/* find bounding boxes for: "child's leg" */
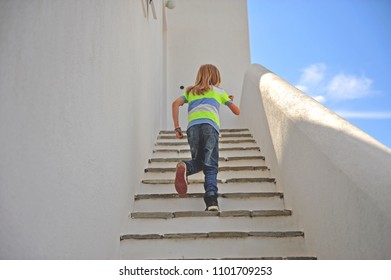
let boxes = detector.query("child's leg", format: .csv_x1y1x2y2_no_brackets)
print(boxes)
184,125,203,176
175,125,203,196
200,124,219,210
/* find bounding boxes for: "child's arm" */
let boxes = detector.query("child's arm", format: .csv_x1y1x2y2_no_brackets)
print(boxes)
228,95,240,115
172,97,186,138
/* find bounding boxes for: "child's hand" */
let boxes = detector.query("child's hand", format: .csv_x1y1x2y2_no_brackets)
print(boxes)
175,131,183,139
229,95,234,101
175,127,184,139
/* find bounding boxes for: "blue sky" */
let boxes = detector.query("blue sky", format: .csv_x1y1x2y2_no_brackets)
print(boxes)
247,0,391,148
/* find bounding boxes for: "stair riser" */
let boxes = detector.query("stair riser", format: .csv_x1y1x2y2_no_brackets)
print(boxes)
142,170,271,180
125,216,296,234
153,147,261,152
158,134,253,140
144,166,268,173
133,197,284,212
120,237,308,259
159,129,250,135
135,182,277,195
155,142,260,149
147,159,266,168
151,150,263,158
156,137,255,143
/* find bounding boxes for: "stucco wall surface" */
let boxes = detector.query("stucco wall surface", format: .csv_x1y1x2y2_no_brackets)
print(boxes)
240,64,391,259
0,0,164,259
165,0,250,130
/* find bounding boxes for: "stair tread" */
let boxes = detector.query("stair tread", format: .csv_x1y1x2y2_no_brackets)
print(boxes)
179,256,317,260
120,237,314,259
144,165,269,173
148,155,265,162
131,209,292,219
158,134,253,139
159,128,250,134
153,147,261,153
134,196,284,212
121,231,304,240
142,177,276,184
135,192,283,200
156,139,256,145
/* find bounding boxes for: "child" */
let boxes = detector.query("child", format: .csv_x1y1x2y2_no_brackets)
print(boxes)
171,64,240,211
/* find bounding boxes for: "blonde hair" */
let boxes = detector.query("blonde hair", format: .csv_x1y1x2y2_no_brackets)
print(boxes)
186,64,221,95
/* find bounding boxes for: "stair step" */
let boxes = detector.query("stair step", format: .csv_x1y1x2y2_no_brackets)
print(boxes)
121,231,304,240
151,150,262,158
134,192,283,200
143,170,271,181
156,139,256,146
133,195,284,212
158,134,253,140
144,166,269,173
154,144,260,152
126,211,296,235
120,234,309,259
141,177,276,184
153,147,261,153
131,209,292,219
220,256,317,260
148,155,264,163
159,128,250,134
136,182,277,194
148,159,266,169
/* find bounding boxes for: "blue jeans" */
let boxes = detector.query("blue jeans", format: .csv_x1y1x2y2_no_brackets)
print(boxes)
184,124,219,198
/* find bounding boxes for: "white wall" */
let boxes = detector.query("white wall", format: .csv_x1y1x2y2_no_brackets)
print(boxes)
241,64,391,259
165,0,250,130
0,0,164,259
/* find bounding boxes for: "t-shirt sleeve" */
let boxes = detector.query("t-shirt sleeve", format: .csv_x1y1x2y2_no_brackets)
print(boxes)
181,92,188,103
221,91,233,106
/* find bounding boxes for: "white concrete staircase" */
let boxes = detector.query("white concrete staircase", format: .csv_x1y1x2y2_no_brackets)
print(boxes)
120,129,316,259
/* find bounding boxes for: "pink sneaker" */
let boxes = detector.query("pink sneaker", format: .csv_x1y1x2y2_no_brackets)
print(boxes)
175,162,188,196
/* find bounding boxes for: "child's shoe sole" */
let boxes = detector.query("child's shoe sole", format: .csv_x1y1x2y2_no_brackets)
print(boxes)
204,195,219,211
205,205,219,211
175,162,188,196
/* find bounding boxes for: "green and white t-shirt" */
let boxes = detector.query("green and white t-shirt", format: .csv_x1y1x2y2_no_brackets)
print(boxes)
181,86,232,132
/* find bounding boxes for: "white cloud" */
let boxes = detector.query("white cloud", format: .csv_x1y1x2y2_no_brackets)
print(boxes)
327,74,373,100
336,111,391,119
295,63,375,102
298,63,327,85
295,63,328,102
